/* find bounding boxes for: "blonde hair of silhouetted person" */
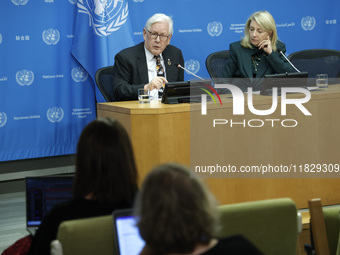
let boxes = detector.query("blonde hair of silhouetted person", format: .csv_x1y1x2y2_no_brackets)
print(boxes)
241,10,278,52
134,163,219,254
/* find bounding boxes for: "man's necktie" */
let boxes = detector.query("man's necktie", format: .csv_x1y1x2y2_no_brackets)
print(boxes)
154,55,164,77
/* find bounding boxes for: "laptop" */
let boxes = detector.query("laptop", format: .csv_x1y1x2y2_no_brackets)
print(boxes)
25,175,74,235
260,71,309,95
112,209,145,255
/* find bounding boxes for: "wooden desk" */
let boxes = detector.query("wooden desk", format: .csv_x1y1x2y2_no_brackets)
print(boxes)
97,101,191,180
97,85,340,209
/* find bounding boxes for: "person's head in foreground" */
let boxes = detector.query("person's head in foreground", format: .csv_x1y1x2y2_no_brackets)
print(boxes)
73,117,138,204
134,163,263,255
135,162,218,254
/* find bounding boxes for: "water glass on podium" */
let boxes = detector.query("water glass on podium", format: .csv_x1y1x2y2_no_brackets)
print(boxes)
316,74,328,88
138,88,150,103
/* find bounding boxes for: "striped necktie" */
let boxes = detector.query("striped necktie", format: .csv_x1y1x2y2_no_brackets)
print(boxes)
154,55,164,77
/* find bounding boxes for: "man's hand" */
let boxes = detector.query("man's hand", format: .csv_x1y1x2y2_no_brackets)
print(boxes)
144,76,168,91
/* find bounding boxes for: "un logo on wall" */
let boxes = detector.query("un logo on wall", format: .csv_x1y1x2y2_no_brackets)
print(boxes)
16,70,34,86
185,59,200,75
71,66,89,83
301,16,316,31
207,21,223,37
42,29,60,45
11,0,29,5
68,0,77,4
47,107,64,123
78,0,129,36
325,56,339,65
0,112,7,128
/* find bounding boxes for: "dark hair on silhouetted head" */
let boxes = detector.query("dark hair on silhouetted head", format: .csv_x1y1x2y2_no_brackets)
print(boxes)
73,118,138,204
135,163,218,254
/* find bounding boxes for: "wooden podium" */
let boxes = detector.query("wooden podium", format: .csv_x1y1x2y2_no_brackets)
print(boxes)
97,85,340,209
97,101,191,178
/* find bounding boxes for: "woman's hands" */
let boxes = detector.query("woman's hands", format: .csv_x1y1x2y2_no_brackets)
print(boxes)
258,36,273,55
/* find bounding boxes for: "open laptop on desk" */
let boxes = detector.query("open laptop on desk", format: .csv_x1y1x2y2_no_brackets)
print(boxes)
260,72,309,95
112,209,145,255
26,175,74,235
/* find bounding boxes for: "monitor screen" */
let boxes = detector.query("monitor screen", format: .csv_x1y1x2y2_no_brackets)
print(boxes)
264,71,308,79
26,176,73,227
261,72,309,95
161,80,212,104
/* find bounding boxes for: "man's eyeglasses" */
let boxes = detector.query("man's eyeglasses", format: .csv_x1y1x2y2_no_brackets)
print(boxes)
147,30,170,41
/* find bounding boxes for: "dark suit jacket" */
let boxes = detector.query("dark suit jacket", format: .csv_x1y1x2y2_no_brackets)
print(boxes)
112,42,184,101
221,40,296,91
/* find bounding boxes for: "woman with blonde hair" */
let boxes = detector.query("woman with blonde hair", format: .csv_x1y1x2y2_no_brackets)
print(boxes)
222,10,296,91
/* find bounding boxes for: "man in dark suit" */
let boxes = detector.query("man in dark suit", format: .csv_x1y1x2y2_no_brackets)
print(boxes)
112,13,184,101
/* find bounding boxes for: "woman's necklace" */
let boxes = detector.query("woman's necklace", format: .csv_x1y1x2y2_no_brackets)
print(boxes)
251,55,261,73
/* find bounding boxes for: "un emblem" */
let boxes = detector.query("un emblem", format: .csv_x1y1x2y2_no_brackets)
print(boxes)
0,33,2,44
325,56,338,65
16,70,34,86
78,0,129,36
207,21,223,37
71,66,89,83
11,0,29,5
301,16,316,31
47,107,64,123
42,29,60,45
68,0,77,4
0,112,7,128
185,59,200,75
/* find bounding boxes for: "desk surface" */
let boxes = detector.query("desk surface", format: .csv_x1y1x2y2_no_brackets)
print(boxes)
97,84,340,113
97,84,340,209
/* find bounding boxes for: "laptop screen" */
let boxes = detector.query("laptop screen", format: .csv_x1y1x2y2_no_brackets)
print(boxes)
113,209,145,255
26,176,74,231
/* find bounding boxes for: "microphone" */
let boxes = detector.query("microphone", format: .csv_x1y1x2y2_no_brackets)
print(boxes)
279,50,301,73
177,64,222,106
176,64,205,80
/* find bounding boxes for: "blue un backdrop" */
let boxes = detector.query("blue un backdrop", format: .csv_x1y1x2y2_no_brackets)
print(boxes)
0,0,339,161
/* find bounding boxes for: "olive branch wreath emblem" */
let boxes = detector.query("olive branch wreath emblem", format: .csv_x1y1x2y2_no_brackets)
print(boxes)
77,0,129,36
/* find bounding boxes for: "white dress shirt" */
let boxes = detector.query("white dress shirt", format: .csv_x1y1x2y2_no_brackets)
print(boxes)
144,46,166,100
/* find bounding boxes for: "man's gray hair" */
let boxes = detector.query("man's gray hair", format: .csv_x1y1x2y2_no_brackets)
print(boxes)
145,13,174,35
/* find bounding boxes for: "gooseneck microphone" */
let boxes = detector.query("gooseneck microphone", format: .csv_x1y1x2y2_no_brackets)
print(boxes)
279,50,301,73
177,64,205,80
